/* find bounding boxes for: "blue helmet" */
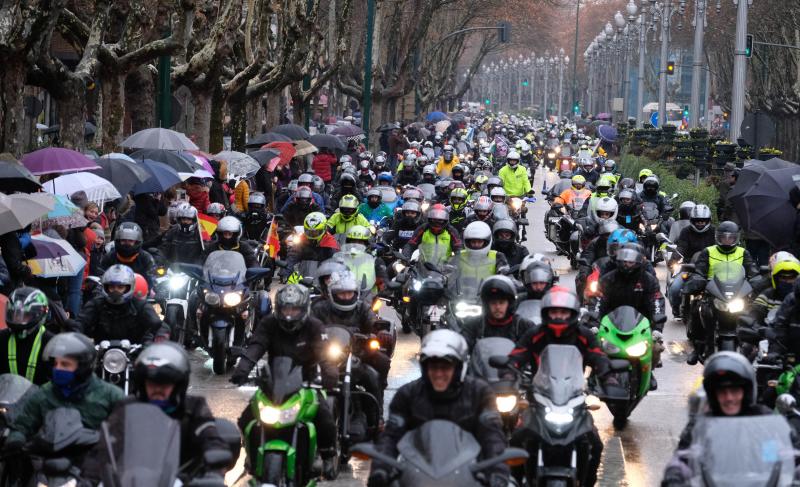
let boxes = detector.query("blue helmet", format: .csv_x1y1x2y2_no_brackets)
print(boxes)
377,171,393,185
606,228,638,259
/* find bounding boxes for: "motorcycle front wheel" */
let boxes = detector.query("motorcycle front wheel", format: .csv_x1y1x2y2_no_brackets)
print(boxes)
165,304,185,347
211,327,228,375
262,452,288,486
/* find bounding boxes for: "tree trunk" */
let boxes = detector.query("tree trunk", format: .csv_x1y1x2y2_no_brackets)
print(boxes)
209,83,224,153
228,88,247,152
126,67,155,133
192,90,212,152
247,97,262,136
57,79,87,151
774,114,800,162
0,58,28,156
264,91,281,129
100,73,126,153
291,83,305,128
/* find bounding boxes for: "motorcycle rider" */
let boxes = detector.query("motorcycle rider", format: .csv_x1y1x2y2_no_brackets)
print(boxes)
203,216,258,268
575,156,599,187
576,220,620,300
241,192,271,240
421,164,437,184
435,144,459,178
390,200,423,250
447,187,471,233
546,169,574,201
396,156,421,186
464,195,496,229
341,225,389,293
554,175,592,212
521,259,557,300
638,176,670,218
460,275,535,351
358,188,393,223
492,219,529,270
327,194,371,236
448,221,509,293
98,222,156,286
330,172,362,210
205,202,226,220
498,150,532,198
615,188,642,231
77,265,165,345
668,204,715,318
282,212,340,281
451,163,467,183
368,329,509,487
282,186,323,228
635,168,654,193
668,201,696,243
0,287,56,385
402,204,463,266
744,252,800,330
159,204,204,265
230,284,339,479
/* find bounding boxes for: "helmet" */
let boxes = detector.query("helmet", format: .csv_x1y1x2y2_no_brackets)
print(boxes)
423,164,436,177
770,252,800,288
604,159,616,172
638,168,653,181
427,204,449,233
642,176,659,196
474,196,493,220
176,205,198,233
312,176,325,194
345,225,371,245
619,177,635,190
451,164,465,179
114,222,143,258
359,160,370,172
327,270,360,312
479,275,518,316
133,273,148,300
597,219,620,238
487,176,503,191
715,221,740,252
102,264,136,305
206,202,226,220
523,261,555,299
168,201,190,224
401,200,421,221
607,228,638,259
489,186,506,204
559,169,573,179
402,188,423,202
403,154,418,169
43,332,97,386
303,212,327,241
295,186,314,207
678,201,696,220
616,243,644,275
315,259,349,297
377,172,393,185
419,329,469,390
248,192,267,209
571,175,586,189
339,154,352,165
540,287,581,337
492,219,517,244
463,221,492,258
216,216,242,247
596,174,615,194
338,194,359,219
5,287,48,338
366,188,382,208
617,188,635,205
340,172,357,188
593,197,618,222
274,284,311,333
690,204,712,233
298,173,315,188
702,351,756,415
359,151,373,162
449,187,468,210
133,342,191,411
507,150,520,164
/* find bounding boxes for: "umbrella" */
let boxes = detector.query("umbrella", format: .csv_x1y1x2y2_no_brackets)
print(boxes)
293,140,318,157
216,151,260,179
26,234,86,278
20,148,100,176
40,122,97,137
121,128,199,151
34,195,88,230
308,134,346,151
245,132,293,148
591,120,611,127
598,125,618,143
0,193,56,234
426,111,449,123
329,125,364,137
435,120,451,133
0,158,42,193
94,158,152,195
758,157,795,170
178,169,214,181
742,167,800,248
270,124,310,140
263,142,297,168
376,122,400,133
43,172,121,203
129,149,198,173
729,163,769,223
100,152,135,163
250,149,283,168
132,160,183,194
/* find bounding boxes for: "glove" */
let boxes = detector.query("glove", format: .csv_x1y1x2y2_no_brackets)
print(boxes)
367,469,389,487
2,434,24,455
229,368,250,386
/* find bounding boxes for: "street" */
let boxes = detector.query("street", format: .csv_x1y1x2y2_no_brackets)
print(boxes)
187,168,701,487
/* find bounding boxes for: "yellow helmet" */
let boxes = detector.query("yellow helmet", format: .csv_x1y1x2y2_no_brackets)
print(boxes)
303,212,327,241
571,175,586,188
638,168,654,180
770,252,800,287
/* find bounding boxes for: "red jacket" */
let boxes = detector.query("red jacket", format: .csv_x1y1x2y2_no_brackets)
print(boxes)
311,153,337,182
187,185,210,213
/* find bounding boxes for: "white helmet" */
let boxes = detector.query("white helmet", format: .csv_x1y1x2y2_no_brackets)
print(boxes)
419,329,469,381
593,197,619,222
423,164,436,176
463,221,492,258
507,150,520,162
489,186,507,203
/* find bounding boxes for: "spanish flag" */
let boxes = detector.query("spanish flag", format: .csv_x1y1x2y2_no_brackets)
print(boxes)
265,219,281,258
198,213,218,241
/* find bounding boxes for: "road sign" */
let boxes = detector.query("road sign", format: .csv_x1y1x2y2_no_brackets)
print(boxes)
740,111,775,148
650,111,659,127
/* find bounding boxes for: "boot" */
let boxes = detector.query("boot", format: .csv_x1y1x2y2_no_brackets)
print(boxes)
686,342,704,365
649,374,658,391
319,448,337,480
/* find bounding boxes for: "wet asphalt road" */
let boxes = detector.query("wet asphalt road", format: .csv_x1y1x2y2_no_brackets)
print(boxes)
188,167,701,486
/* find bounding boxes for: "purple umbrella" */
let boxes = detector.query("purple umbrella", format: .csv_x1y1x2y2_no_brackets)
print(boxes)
329,125,365,137
598,125,618,143
21,148,100,176
30,236,71,259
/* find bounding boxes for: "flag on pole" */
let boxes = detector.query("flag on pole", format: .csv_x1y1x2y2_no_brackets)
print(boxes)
265,219,281,258
198,213,218,241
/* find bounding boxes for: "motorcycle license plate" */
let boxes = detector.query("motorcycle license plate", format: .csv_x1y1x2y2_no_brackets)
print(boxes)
427,306,444,323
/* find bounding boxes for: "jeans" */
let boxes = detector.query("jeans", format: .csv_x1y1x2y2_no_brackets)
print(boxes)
65,274,83,318
668,274,684,314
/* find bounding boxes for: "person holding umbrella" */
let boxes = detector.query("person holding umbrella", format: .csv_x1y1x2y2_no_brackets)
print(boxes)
311,148,337,187
0,226,36,291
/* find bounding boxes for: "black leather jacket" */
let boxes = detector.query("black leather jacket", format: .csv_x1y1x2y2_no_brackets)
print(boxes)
461,315,535,351
77,295,165,345
159,225,204,265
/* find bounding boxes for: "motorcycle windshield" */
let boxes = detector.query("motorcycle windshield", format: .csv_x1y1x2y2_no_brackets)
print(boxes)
204,250,246,286
396,420,481,479
469,337,515,381
493,204,510,221
325,326,352,347
0,374,37,410
711,261,746,294
516,300,542,325
532,345,585,406
641,202,659,220
104,403,181,487
334,247,375,291
378,186,398,203
266,356,304,404
35,407,99,451
605,306,646,333
690,415,795,487
418,183,436,201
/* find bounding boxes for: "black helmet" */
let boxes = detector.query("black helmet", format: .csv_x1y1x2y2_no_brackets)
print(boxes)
715,221,740,252
642,176,659,196
479,275,518,317
616,243,644,275
678,201,696,220
6,287,49,338
618,177,635,190
492,219,517,246
541,288,580,337
43,332,97,384
702,351,755,415
274,285,310,333
134,342,191,412
114,222,143,258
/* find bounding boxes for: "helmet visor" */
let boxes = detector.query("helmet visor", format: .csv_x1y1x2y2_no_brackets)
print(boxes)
717,232,738,246
305,227,325,240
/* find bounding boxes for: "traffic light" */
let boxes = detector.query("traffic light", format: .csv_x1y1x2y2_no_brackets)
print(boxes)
683,105,689,118
498,22,511,43
745,34,753,58
485,98,491,105
573,101,580,114
522,79,529,87
666,61,675,75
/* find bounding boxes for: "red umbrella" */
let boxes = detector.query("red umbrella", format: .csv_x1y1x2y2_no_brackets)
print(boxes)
263,142,297,170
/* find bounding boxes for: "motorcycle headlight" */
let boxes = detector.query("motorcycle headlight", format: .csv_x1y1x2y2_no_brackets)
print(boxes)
155,267,166,277
223,292,242,307
544,409,574,425
103,349,128,374
588,280,598,294
650,223,658,230
205,291,221,306
393,261,406,273
727,298,745,313
510,198,522,210
421,202,430,213
454,301,483,318
169,274,189,290
547,152,556,158
259,403,301,425
626,341,648,358
496,395,518,413
328,342,344,360
413,279,422,291
639,223,645,231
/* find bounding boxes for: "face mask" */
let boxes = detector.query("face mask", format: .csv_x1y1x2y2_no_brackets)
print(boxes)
368,200,380,209
777,281,794,299
52,368,78,398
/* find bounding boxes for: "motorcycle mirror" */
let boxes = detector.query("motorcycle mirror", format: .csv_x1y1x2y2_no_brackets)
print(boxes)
655,232,668,243
488,355,510,368
776,394,797,416
301,277,315,287
759,265,770,274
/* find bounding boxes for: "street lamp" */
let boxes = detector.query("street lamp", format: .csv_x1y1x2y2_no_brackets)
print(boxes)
557,48,568,121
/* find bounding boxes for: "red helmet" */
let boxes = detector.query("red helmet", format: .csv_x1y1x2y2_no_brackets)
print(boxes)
133,273,149,300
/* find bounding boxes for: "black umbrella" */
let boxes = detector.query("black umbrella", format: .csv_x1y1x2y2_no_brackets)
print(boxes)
249,149,283,167
270,124,310,140
376,122,400,133
329,125,364,137
41,122,97,137
0,159,42,193
742,167,800,249
729,163,770,222
94,158,152,195
308,134,346,151
129,149,197,173
760,157,795,170
245,132,292,148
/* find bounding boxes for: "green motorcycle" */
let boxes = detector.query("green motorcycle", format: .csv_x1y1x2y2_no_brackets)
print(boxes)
594,306,654,427
242,356,332,486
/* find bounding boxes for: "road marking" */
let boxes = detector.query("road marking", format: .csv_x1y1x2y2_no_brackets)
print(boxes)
599,436,627,486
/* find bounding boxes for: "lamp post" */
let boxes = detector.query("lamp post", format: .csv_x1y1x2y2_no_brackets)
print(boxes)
603,22,614,115
689,0,707,128
558,49,568,121
636,12,648,126
730,0,750,142
648,0,684,128
529,53,536,109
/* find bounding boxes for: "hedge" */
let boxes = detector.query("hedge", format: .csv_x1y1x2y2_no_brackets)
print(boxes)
617,153,720,218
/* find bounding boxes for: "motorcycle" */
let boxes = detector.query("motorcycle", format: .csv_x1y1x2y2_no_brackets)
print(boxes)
28,408,98,487
351,420,528,487
153,267,195,346
638,202,662,263
96,339,141,395
593,306,655,427
491,345,599,486
693,260,752,354
242,356,336,485
516,298,542,326
469,338,524,437
334,243,378,299
0,375,39,484
507,196,533,242
180,250,271,374
396,260,452,337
